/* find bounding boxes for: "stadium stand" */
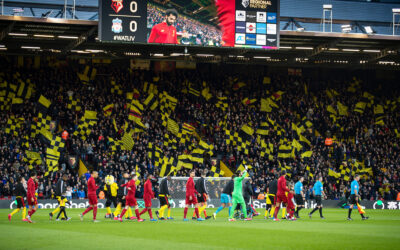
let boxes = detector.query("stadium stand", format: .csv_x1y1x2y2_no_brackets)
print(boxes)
0,58,398,202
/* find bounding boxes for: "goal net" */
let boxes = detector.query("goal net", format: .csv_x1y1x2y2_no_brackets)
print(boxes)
159,177,250,209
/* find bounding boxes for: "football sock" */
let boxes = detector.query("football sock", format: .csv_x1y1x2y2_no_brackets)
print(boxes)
93,206,97,220
159,205,167,217
82,207,93,216
319,207,323,217
195,208,200,218
114,204,121,216
120,209,127,218
348,208,352,218
29,209,36,217
251,205,257,213
241,202,247,218
10,208,20,216
167,208,171,217
273,207,280,219
51,207,60,215
215,206,224,214
22,207,26,219
202,205,207,217
228,206,231,216
310,207,318,215
148,208,153,219
282,207,286,218
183,207,188,219
106,207,112,214
140,208,148,216
270,207,275,218
135,209,141,219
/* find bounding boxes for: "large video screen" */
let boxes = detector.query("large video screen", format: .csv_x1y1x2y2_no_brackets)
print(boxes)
99,0,279,49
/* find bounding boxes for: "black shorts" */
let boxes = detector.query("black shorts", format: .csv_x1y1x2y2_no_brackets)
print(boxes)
159,196,170,207
315,195,322,206
198,193,207,203
105,197,118,208
348,194,357,205
295,194,304,205
16,197,25,209
117,196,126,206
266,194,276,205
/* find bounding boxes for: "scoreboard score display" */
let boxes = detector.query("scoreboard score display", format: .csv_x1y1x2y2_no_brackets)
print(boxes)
99,0,147,42
99,0,279,49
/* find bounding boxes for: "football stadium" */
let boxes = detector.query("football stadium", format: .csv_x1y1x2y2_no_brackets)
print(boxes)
0,0,400,249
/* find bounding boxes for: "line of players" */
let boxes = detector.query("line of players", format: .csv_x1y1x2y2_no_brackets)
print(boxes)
8,168,369,223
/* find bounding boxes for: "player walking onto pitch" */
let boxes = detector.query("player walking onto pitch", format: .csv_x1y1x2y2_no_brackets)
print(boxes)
139,174,157,221
347,175,369,221
213,175,234,219
265,177,277,219
192,170,211,220
50,174,68,220
25,171,38,223
113,173,134,220
229,167,252,221
80,171,100,222
183,170,204,221
156,176,173,220
8,176,28,222
55,193,71,221
104,175,118,219
294,176,305,218
272,170,289,221
117,174,144,222
309,176,326,219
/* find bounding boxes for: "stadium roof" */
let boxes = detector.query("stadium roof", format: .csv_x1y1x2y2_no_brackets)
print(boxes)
0,16,399,68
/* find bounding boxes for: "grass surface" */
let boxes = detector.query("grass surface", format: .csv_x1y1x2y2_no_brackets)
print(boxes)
0,208,399,249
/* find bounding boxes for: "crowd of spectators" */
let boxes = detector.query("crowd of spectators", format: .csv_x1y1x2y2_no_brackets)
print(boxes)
0,58,399,203
147,4,222,46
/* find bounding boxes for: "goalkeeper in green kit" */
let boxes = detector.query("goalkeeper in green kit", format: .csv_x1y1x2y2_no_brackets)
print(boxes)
229,167,253,221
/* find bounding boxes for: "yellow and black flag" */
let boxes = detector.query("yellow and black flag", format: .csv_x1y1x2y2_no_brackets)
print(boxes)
103,104,114,117
37,95,51,114
67,96,82,112
143,93,158,110
210,166,224,177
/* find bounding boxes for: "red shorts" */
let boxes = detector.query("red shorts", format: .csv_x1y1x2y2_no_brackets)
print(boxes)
276,194,288,204
27,196,37,206
126,196,137,207
144,197,152,207
185,195,198,205
287,201,295,210
88,194,98,206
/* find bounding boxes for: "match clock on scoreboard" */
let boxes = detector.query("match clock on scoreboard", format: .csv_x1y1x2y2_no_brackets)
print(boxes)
99,0,147,42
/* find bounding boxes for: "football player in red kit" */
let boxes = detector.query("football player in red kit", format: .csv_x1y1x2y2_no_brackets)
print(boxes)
273,170,290,221
148,9,179,44
118,174,144,222
25,171,38,223
287,183,296,221
183,170,204,221
80,171,100,222
139,174,157,221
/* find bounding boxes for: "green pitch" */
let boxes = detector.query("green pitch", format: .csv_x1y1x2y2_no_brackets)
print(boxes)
0,208,399,249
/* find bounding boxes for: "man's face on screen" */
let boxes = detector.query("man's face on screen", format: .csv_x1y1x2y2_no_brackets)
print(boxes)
166,14,177,26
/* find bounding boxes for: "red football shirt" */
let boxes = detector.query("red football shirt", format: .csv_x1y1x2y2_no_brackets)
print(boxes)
87,176,98,196
27,177,36,198
277,176,289,196
186,177,197,197
143,179,154,199
122,180,136,198
148,22,178,44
